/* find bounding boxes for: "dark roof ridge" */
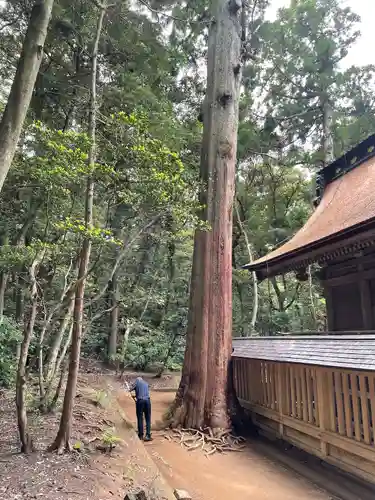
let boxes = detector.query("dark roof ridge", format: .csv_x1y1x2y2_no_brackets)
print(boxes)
316,133,375,202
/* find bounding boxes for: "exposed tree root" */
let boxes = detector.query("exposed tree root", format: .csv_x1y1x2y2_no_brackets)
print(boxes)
161,427,246,457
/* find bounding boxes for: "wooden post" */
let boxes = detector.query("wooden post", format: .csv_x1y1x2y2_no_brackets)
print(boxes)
324,285,334,331
360,279,372,329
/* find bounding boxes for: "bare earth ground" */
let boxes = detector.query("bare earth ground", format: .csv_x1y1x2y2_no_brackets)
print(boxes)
119,376,333,500
0,364,336,500
0,361,175,500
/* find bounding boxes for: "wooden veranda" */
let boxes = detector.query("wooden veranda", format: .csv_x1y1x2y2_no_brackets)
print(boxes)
233,134,375,484
232,335,375,484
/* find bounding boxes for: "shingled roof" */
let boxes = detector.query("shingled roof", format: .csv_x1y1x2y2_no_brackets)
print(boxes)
244,134,375,279
232,336,375,371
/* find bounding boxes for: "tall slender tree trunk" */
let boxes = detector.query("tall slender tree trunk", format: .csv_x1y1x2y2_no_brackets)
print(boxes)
234,200,258,332
49,355,69,412
108,271,119,361
0,271,8,320
0,0,55,192
171,0,243,431
44,297,74,383
16,249,45,452
49,3,106,453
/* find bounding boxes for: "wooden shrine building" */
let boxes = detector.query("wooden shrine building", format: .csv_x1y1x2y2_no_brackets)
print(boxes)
232,134,375,484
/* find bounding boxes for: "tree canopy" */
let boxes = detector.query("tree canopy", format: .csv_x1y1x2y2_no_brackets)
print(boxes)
0,0,374,446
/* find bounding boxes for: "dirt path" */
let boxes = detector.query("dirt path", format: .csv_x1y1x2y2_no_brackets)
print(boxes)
119,389,332,500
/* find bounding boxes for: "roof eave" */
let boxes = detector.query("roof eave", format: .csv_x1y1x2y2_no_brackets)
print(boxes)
243,218,375,280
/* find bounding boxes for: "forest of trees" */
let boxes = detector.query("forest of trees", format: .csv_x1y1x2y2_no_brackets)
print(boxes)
1,0,375,445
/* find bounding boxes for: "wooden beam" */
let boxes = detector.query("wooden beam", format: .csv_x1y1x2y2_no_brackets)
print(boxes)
323,267,375,288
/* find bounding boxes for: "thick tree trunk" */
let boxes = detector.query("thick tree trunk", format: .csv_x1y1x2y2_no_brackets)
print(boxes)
0,0,55,192
49,3,106,453
171,0,243,431
16,249,45,452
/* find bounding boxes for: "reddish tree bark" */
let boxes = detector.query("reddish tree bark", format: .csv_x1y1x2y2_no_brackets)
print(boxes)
171,0,243,431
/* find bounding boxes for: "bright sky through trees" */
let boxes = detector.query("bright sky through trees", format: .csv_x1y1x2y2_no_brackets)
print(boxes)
268,0,375,68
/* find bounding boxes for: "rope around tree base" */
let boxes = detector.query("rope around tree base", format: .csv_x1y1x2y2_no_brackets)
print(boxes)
161,427,246,456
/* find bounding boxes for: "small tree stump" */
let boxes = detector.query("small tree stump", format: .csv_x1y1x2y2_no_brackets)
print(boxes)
174,489,192,500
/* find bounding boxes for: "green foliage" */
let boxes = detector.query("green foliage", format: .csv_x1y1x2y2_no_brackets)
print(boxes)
91,389,109,408
101,428,121,450
0,0,373,395
0,317,22,388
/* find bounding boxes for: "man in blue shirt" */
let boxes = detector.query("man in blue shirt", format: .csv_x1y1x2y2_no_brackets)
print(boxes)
129,377,152,441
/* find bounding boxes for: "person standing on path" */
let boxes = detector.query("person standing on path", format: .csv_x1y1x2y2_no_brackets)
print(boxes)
128,376,152,441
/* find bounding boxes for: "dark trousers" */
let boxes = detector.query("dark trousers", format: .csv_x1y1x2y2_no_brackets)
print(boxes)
136,398,151,438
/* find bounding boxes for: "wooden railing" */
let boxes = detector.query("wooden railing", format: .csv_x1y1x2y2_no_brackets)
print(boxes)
233,358,375,484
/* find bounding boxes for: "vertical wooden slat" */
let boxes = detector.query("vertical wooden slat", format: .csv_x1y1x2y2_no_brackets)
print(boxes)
240,359,245,400
276,363,284,436
316,368,329,455
244,360,250,402
368,374,375,445
268,363,273,409
252,360,257,404
244,359,250,402
350,373,362,442
242,359,247,401
301,366,308,422
237,359,242,400
359,374,371,445
287,364,293,417
334,371,345,435
248,360,254,403
249,360,254,402
290,365,296,418
241,359,246,401
342,372,353,439
327,370,336,432
256,360,262,405
313,368,319,425
269,362,274,408
306,367,314,424
233,359,237,394
261,362,267,406
265,362,270,408
295,366,302,419
275,363,280,412
270,363,276,410
283,364,290,416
